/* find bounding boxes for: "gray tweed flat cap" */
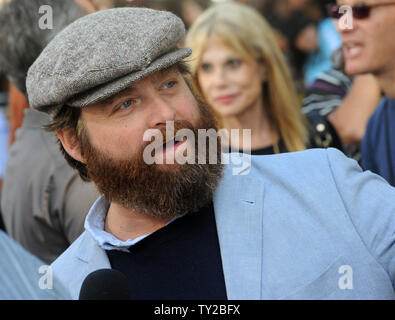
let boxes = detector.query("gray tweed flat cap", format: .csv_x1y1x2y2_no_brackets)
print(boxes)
26,7,191,113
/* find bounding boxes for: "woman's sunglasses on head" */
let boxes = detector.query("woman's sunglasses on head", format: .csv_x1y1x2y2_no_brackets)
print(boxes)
327,2,395,20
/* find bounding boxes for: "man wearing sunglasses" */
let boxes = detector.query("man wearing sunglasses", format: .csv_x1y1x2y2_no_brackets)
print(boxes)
332,1,395,186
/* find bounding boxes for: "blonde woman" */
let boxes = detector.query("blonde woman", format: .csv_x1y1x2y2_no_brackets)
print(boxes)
185,2,310,154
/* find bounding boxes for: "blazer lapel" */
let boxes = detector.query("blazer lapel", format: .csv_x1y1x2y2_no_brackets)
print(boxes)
70,232,111,299
214,163,265,300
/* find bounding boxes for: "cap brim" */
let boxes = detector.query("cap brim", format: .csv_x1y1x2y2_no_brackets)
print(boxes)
67,47,191,108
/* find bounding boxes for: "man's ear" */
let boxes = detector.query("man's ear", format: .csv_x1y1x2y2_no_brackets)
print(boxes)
56,128,85,164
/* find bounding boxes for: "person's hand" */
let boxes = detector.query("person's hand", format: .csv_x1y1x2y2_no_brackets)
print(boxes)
327,74,382,146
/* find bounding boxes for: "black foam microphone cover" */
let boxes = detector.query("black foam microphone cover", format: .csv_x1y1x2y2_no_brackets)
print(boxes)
79,269,131,300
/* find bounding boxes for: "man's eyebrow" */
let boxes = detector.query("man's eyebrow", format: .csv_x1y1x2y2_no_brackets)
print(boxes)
150,66,179,83
97,85,136,107
95,66,179,107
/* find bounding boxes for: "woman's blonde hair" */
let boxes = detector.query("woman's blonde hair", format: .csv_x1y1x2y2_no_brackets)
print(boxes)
184,1,308,152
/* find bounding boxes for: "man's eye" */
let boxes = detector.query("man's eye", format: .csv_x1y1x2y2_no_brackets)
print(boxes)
120,99,133,109
163,80,177,89
117,98,140,112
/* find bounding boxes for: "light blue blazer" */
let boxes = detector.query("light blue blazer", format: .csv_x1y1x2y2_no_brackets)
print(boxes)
51,148,395,299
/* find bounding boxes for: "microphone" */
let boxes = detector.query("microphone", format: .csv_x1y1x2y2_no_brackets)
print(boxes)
79,269,131,300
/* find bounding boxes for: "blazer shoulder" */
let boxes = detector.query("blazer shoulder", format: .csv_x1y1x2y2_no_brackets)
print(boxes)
249,148,333,173
245,148,359,192
51,231,110,299
51,231,91,271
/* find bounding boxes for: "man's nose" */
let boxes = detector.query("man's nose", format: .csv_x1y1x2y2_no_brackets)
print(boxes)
148,94,177,128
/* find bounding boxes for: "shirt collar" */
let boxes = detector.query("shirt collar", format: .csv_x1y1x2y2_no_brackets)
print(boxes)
84,195,184,252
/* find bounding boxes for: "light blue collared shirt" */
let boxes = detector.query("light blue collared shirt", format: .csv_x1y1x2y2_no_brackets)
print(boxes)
0,230,70,299
84,196,183,252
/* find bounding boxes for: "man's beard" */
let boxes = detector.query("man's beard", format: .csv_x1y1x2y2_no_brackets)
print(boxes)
81,99,224,218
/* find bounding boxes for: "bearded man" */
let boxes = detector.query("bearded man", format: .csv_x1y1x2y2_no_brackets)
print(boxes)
26,8,394,300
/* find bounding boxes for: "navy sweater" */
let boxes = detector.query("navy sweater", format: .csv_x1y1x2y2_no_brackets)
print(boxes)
106,202,227,300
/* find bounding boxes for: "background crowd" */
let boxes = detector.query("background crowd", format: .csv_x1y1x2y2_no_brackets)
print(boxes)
0,0,393,299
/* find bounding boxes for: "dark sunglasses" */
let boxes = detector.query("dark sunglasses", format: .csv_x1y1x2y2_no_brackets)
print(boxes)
327,2,395,19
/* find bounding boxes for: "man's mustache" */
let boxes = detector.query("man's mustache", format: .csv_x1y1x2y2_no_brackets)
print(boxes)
141,120,198,155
